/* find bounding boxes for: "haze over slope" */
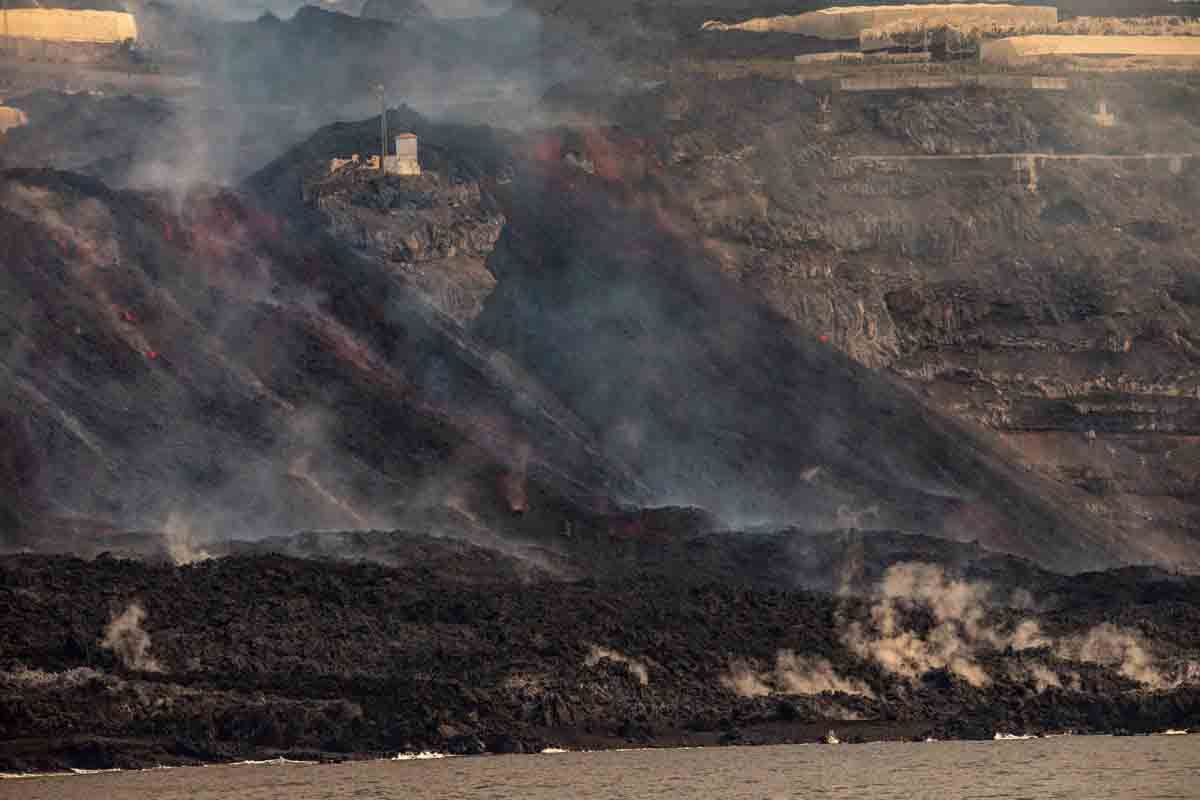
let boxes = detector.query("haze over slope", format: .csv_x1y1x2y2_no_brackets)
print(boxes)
0,167,638,551
3,0,1199,575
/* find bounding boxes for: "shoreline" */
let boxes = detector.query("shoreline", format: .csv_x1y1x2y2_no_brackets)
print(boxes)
2,724,1192,778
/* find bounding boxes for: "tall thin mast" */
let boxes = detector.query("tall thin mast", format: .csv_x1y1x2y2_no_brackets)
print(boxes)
377,84,387,171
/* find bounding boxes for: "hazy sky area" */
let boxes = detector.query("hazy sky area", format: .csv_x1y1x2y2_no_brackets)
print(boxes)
173,0,512,20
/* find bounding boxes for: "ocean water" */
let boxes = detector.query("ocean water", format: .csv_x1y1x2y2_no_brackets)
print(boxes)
3,736,1198,799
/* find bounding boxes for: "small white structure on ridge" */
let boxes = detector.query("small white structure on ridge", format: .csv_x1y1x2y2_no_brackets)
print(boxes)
384,133,421,176
329,134,420,176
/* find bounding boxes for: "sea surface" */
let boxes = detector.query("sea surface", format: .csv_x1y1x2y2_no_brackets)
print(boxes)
3,736,1199,799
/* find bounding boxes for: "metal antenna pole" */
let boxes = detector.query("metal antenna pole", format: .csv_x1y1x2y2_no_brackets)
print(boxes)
377,83,387,172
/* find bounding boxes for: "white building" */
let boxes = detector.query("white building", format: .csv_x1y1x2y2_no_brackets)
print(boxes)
384,133,421,176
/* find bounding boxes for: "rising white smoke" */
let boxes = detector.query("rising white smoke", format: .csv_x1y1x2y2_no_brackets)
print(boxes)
1057,623,1171,689
843,563,1196,692
720,651,873,698
720,661,772,697
100,603,161,672
1007,662,1065,691
164,512,212,566
585,645,649,686
774,651,874,697
843,563,1046,688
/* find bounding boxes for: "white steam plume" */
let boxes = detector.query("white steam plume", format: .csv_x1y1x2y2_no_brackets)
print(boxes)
843,563,1046,688
100,603,161,672
1058,623,1172,689
720,651,873,698
720,661,772,697
843,564,1195,692
1007,663,1065,691
164,512,212,566
585,645,649,686
774,651,874,697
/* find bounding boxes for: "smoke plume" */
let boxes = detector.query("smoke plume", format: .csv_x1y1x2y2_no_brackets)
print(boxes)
720,661,772,697
164,512,213,566
775,651,873,697
100,603,161,672
585,645,649,686
843,563,1046,688
843,563,1196,692
722,651,873,698
1058,623,1171,689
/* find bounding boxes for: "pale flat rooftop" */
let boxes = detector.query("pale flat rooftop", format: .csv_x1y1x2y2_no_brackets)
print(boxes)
983,34,1200,64
0,9,138,44
812,3,1045,15
703,4,1057,39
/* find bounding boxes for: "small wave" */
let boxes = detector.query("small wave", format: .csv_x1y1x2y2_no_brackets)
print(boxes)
539,747,569,754
392,751,454,761
1160,729,1189,736
993,733,1036,741
230,757,317,766
70,767,122,774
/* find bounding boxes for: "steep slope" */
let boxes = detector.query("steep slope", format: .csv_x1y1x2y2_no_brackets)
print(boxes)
584,75,1200,568
499,64,1200,572
0,167,638,550
471,134,1148,572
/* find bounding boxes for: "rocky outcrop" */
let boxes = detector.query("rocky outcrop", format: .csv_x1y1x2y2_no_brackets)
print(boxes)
250,110,517,324
312,171,504,323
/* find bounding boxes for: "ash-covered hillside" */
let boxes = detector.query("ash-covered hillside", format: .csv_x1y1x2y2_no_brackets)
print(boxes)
243,104,1179,573
7,74,1199,572
517,73,1200,571
0,153,1125,572
0,167,639,554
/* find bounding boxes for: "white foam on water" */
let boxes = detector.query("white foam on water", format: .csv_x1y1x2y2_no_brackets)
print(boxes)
993,733,1036,741
392,751,455,761
539,747,569,754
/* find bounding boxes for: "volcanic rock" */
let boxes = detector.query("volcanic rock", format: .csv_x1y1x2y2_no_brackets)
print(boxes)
472,137,1131,572
0,167,637,550
1,546,1197,771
